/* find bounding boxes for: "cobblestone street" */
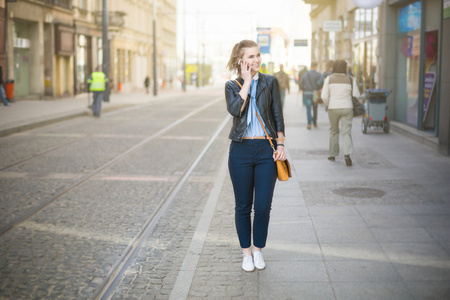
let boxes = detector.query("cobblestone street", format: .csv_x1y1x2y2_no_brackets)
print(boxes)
1,89,450,299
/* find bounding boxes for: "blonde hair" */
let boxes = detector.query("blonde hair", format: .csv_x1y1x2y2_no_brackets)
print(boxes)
226,40,258,77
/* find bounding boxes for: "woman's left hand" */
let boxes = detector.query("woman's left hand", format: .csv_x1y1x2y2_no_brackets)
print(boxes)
273,146,287,161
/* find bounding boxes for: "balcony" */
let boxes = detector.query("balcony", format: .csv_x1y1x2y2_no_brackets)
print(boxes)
38,0,72,10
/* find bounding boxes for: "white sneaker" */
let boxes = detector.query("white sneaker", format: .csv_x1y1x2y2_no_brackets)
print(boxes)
242,253,255,272
253,250,266,270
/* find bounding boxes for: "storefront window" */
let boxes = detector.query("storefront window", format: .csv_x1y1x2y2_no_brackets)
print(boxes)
370,39,377,89
396,1,421,127
353,43,364,92
77,35,87,92
422,0,441,131
351,7,379,93
355,10,361,40
124,50,129,82
98,38,103,70
365,9,372,36
372,8,378,35
13,20,31,96
312,32,319,62
114,48,119,87
328,32,335,60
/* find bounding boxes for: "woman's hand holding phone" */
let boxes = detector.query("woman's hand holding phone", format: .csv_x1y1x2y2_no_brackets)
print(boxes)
240,60,252,82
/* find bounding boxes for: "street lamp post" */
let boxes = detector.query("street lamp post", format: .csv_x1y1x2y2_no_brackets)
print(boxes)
153,0,158,96
102,0,109,101
183,0,186,91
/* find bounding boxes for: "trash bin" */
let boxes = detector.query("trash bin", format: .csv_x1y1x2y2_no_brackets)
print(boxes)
5,80,14,100
361,89,391,134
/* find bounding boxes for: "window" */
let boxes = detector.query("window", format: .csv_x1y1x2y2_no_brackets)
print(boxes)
77,35,87,91
396,1,422,127
79,0,87,10
328,32,335,60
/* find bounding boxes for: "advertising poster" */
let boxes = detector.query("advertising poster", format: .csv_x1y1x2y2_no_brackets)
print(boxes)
423,72,436,122
398,1,421,33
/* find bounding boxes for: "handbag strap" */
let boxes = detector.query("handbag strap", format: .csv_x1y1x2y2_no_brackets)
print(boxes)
235,80,276,153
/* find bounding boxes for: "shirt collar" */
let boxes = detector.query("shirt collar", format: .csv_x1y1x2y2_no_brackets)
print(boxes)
252,72,259,81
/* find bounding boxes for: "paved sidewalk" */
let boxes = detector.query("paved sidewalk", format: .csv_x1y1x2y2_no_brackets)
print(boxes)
1,86,449,299
171,91,450,299
0,87,188,137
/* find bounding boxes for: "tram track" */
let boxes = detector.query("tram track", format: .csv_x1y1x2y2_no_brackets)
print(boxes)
0,96,224,237
93,115,230,300
0,93,201,173
0,136,90,172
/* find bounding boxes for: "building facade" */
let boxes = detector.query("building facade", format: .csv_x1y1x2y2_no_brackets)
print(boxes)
1,0,7,78
109,0,177,93
3,0,177,99
6,0,75,98
307,0,450,156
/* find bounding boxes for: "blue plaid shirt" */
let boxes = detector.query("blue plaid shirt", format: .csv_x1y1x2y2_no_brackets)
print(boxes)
244,73,266,138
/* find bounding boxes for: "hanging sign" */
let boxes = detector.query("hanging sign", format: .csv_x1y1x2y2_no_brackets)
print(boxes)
257,34,271,54
323,21,342,32
294,39,308,47
423,72,436,122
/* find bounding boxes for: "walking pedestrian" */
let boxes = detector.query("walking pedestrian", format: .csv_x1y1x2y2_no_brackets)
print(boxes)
321,60,360,166
0,66,9,106
144,75,150,94
299,62,321,129
260,63,269,74
297,66,308,90
225,40,286,272
317,60,334,89
274,64,290,109
87,67,108,117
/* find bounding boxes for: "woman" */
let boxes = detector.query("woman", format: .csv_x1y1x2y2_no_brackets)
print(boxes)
321,60,360,166
225,40,286,272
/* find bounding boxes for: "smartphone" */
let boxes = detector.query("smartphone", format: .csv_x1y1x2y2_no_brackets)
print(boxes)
238,59,242,65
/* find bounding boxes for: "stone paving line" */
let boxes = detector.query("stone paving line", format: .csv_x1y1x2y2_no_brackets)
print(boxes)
1,88,450,299
169,153,229,300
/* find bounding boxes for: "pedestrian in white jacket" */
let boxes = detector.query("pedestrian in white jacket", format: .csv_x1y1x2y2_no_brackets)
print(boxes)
321,60,360,166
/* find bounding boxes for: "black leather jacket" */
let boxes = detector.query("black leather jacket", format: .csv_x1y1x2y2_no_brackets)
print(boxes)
225,73,285,142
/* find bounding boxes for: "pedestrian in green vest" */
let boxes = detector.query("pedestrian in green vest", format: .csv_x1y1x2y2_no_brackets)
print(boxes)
87,67,108,117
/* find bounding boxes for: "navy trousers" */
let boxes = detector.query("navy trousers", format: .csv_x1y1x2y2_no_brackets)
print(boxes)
228,139,277,249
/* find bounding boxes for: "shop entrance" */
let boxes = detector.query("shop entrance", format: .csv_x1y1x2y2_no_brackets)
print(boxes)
13,20,31,97
13,48,30,97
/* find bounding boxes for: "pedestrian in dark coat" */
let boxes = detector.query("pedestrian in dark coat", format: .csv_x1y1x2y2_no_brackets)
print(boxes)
144,76,150,94
299,62,321,129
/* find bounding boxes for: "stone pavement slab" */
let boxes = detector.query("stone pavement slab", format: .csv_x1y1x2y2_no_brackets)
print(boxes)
2,87,450,299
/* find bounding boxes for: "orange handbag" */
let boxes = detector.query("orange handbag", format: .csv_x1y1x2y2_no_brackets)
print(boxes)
235,80,292,181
